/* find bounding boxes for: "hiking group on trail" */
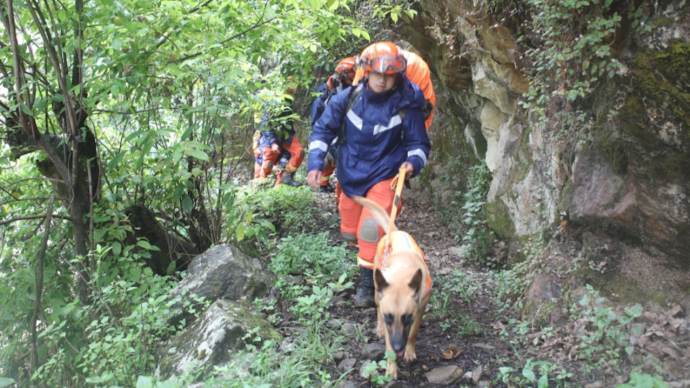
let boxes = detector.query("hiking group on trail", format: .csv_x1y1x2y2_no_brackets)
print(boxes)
252,42,435,309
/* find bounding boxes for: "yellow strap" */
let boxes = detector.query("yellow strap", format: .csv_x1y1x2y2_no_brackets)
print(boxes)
388,167,406,234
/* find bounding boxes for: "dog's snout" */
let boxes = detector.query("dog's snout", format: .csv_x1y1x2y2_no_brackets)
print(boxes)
391,333,407,352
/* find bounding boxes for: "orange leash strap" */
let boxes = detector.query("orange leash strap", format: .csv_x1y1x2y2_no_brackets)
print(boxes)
388,167,406,234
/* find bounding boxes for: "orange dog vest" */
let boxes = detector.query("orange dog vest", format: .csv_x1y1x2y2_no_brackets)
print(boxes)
376,231,433,298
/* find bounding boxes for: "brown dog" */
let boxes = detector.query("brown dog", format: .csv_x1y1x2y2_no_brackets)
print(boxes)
353,196,432,380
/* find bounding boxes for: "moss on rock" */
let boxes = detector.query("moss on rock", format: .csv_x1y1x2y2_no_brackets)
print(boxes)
486,200,516,240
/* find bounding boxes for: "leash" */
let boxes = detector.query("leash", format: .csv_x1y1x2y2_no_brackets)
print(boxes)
388,167,406,234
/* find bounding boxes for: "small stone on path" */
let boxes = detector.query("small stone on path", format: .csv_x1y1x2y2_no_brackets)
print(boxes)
359,361,374,378
337,358,357,372
425,366,464,385
337,381,358,388
333,351,348,364
472,342,495,350
362,307,377,315
477,381,491,388
342,322,357,337
449,246,469,258
472,365,484,382
363,343,387,361
584,382,604,388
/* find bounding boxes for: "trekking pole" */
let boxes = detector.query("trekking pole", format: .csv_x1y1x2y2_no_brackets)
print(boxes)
388,166,406,234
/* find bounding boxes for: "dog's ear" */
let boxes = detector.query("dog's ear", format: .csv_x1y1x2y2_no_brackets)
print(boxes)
408,269,423,301
374,269,389,299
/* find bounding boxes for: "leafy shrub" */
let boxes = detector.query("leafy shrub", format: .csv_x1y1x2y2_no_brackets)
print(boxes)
16,243,187,387
457,162,495,264
270,232,350,279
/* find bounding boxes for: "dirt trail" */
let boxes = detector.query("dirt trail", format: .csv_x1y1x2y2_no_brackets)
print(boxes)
311,193,528,387
302,188,690,388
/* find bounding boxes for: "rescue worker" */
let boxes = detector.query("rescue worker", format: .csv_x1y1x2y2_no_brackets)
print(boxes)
256,79,305,187
353,48,436,130
310,57,357,193
307,42,430,308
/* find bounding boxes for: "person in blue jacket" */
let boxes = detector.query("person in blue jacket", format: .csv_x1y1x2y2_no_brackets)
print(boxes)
310,57,357,193
255,79,305,187
307,42,431,308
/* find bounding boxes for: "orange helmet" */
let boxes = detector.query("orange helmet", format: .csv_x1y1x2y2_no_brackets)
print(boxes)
335,57,356,81
356,42,407,74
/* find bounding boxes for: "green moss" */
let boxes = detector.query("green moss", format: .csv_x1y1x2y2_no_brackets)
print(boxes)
631,41,690,130
619,96,657,143
486,200,515,240
596,131,628,175
558,180,576,217
653,17,676,27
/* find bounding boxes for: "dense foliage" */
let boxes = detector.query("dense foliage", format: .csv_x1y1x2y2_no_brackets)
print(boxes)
0,0,369,385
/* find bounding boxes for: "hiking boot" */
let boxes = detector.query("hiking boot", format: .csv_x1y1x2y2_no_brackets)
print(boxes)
354,267,376,308
319,183,335,193
282,172,304,187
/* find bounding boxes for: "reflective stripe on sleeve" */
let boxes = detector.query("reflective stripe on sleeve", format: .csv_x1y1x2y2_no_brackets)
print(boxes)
407,149,428,166
309,140,328,152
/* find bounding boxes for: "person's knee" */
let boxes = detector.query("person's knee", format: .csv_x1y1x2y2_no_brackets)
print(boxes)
359,217,379,243
341,231,357,244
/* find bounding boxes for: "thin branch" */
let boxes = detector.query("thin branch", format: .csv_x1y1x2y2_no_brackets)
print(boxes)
1,177,65,187
31,193,54,374
0,196,67,206
0,214,71,225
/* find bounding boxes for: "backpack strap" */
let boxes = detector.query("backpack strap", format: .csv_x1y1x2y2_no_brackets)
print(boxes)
336,84,364,148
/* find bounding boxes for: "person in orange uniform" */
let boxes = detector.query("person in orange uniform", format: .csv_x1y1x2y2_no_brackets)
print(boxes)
256,80,305,186
353,48,436,130
310,57,357,193
307,43,430,308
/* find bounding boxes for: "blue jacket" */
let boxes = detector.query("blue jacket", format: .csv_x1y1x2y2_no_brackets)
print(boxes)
258,97,296,147
308,75,430,198
310,83,330,127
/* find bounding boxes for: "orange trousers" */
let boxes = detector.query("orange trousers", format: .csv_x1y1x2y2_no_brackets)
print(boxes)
259,138,305,178
321,161,336,186
338,178,400,269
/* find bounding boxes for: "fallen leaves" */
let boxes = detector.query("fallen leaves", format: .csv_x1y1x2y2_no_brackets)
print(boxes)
441,345,462,360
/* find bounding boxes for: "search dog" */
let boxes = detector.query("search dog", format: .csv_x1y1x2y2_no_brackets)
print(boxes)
353,196,432,380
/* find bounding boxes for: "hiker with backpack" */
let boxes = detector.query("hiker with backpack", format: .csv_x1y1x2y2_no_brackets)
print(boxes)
310,57,357,193
254,78,305,187
306,42,430,308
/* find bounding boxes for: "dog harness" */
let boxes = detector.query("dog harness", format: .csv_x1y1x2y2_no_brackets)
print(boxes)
376,230,433,299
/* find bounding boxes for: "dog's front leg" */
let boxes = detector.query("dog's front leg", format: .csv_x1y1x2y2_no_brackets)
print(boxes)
376,308,385,338
404,299,429,362
382,328,398,380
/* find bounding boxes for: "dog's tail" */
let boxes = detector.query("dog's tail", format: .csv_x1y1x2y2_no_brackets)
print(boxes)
352,196,398,234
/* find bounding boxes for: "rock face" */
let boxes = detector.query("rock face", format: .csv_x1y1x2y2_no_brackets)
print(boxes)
397,0,690,279
169,244,275,327
157,299,281,378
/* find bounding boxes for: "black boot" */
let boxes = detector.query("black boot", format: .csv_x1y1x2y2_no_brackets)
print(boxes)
319,183,335,193
282,172,304,187
355,267,376,308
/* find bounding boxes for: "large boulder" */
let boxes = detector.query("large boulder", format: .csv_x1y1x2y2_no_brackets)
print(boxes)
156,299,281,379
169,244,275,327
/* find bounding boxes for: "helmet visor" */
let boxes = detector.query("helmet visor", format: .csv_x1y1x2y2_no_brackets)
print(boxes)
368,55,407,74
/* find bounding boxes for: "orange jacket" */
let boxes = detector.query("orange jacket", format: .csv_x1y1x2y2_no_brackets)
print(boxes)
353,50,435,130
376,231,433,298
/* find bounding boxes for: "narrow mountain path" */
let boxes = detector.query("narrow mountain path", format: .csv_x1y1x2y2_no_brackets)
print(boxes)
307,191,553,387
